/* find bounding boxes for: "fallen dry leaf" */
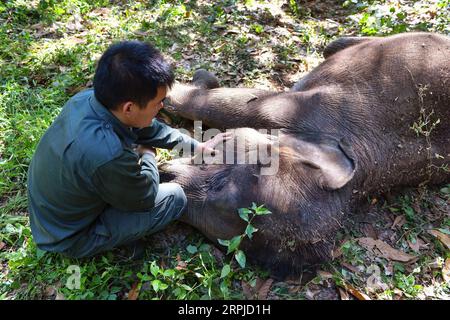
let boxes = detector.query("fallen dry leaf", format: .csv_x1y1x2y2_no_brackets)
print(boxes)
44,286,56,298
338,287,350,300
341,262,360,274
422,286,435,298
385,262,394,276
366,265,389,292
175,253,188,270
240,278,273,300
257,278,274,300
332,247,343,259
30,23,45,30
357,237,416,262
393,288,403,300
443,258,450,284
407,237,427,253
175,260,187,270
67,37,86,45
241,281,253,300
305,287,319,300
55,292,65,300
127,282,140,300
361,223,378,239
253,277,265,292
287,284,303,295
391,215,406,229
182,53,196,60
133,30,150,37
90,7,111,17
407,240,420,253
427,229,450,250
333,238,352,259
0,242,5,251
317,270,334,279
412,202,421,215
428,257,443,269
341,283,371,300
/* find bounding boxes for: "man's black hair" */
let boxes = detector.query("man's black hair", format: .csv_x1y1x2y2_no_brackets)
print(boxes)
93,41,174,110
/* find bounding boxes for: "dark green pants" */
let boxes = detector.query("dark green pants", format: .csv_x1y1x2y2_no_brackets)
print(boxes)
62,183,187,258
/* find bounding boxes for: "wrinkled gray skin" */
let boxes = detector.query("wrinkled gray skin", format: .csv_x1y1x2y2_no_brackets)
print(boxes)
160,32,450,278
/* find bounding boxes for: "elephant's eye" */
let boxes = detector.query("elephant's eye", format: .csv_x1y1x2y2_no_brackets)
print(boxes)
205,168,232,193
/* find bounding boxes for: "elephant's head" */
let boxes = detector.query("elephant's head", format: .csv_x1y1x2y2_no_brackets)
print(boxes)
160,127,356,276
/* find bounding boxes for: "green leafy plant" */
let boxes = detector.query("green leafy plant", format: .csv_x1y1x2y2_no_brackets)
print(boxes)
341,240,366,266
135,241,246,300
217,203,271,272
394,272,423,298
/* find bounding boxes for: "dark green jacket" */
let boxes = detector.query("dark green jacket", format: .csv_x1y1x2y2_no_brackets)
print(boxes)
27,89,197,252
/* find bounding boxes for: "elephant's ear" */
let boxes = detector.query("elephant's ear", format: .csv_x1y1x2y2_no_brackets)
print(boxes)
283,136,357,190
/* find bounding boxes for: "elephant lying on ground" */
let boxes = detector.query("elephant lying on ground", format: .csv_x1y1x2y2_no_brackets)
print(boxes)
160,32,450,278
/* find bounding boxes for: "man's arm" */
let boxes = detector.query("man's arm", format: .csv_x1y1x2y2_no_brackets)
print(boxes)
92,149,159,212
134,118,198,151
135,118,233,155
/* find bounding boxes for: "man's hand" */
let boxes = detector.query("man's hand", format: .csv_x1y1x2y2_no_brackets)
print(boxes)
136,145,157,157
196,131,233,155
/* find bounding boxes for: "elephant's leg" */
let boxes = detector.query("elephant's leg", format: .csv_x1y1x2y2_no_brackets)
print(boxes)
159,69,220,124
292,37,376,92
323,36,375,59
164,81,277,130
191,69,220,89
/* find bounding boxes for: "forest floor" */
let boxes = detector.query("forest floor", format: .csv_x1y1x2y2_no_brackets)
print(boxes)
0,0,449,300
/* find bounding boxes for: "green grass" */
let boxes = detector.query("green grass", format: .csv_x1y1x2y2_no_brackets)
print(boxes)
0,210,269,300
0,0,449,300
344,0,449,35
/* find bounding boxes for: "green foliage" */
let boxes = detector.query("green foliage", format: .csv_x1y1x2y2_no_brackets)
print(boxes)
0,213,30,247
394,272,422,298
341,240,366,266
251,23,264,34
288,0,305,18
0,215,136,300
440,184,450,195
218,203,271,269
0,227,265,300
346,0,449,35
0,84,64,194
